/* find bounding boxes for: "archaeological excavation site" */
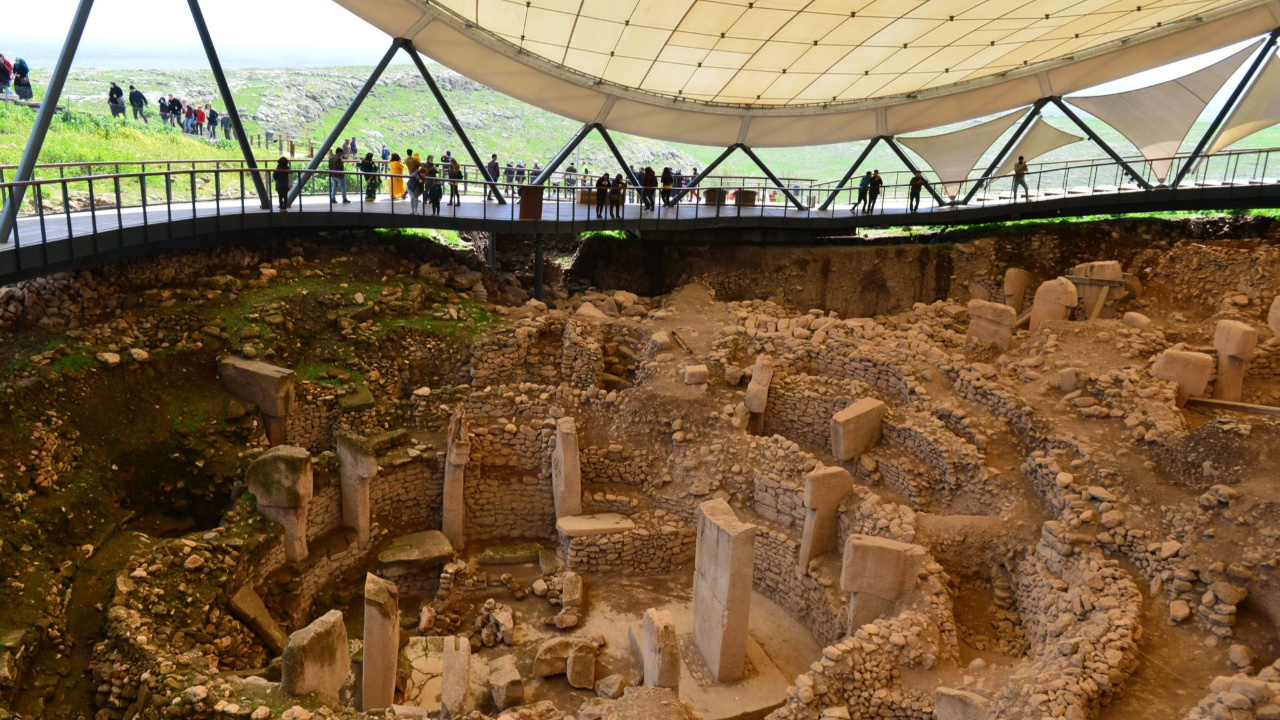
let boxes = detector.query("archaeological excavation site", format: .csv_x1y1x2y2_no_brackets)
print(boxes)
0,219,1279,720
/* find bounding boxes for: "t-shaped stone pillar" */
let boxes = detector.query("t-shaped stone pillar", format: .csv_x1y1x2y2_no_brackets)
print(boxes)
840,534,926,634
1029,277,1078,331
1214,319,1258,402
1269,296,1280,336
281,610,349,702
246,445,313,563
830,398,886,461
362,573,399,711
336,432,377,546
744,354,774,434
551,417,582,519
1002,267,1032,313
798,466,854,569
441,635,475,718
640,608,680,688
1152,349,1215,406
966,300,1017,351
692,498,755,683
443,413,470,551
219,356,296,446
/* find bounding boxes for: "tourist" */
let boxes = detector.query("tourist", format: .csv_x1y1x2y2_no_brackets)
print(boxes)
1013,155,1030,202
405,149,420,176
867,170,883,214
531,161,541,181
407,165,426,214
388,153,406,200
448,158,463,207
503,161,514,188
168,96,182,127
219,111,231,140
328,148,349,204
195,104,207,136
341,139,351,157
127,85,149,123
273,157,292,211
426,164,444,216
11,57,31,100
515,161,526,184
0,54,12,97
359,152,380,200
486,154,500,201
672,169,684,206
207,106,219,138
380,143,390,161
108,82,126,118
855,171,871,214
660,167,674,207
609,173,625,219
594,172,610,219
642,166,657,211
158,95,171,125
629,165,639,203
564,162,578,189
908,172,925,213
350,137,358,157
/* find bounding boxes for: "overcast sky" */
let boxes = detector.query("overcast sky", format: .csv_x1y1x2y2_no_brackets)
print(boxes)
5,0,1263,108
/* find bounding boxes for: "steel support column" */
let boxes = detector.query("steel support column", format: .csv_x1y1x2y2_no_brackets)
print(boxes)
0,0,93,243
532,123,596,185
1173,29,1280,189
405,45,505,204
595,125,642,187
883,137,948,206
1052,97,1152,190
737,144,807,211
287,39,402,205
818,137,882,211
188,0,270,209
671,145,736,203
960,100,1047,205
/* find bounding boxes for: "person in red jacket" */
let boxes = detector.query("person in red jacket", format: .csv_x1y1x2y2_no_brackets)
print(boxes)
195,105,206,136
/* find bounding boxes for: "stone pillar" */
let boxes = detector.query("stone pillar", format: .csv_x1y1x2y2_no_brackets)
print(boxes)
551,417,582,519
692,498,755,683
744,354,773,434
1269,296,1280,336
798,466,853,568
336,433,377,546
281,610,349,702
246,446,313,563
443,413,470,551
362,574,399,711
830,398,886,461
1071,261,1123,319
1214,320,1258,402
641,608,680,688
441,635,474,718
1029,277,1078,331
840,534,926,633
966,300,1017,351
219,356,296,446
1152,349,1215,406
1002,267,1033,312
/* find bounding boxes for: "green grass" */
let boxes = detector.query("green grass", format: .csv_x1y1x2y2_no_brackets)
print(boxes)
48,351,95,374
295,360,366,386
375,300,495,339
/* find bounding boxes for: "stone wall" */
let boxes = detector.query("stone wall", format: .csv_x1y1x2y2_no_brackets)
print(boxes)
762,373,866,451
559,512,696,575
467,468,556,540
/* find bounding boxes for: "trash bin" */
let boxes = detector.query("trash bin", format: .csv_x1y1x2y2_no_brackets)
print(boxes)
519,185,544,220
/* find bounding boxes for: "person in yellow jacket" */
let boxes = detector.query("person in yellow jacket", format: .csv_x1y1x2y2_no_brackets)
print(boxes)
388,153,406,200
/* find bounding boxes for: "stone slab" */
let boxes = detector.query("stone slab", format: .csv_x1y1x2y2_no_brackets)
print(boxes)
219,356,296,417
556,513,637,538
839,534,927,601
378,531,455,569
830,398,886,461
280,610,348,702
228,585,288,655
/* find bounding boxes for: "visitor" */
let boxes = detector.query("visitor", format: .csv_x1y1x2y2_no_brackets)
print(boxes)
207,106,219,138
503,161,514,188
388,153,406,201
195,104,207,135
341,138,351,157
350,137,358,157
273,157,292,211
183,103,195,133
220,112,231,140
642,166,657,211
448,158,463,207
407,164,426,214
564,162,578,190
609,173,625,219
672,169,684,207
158,95,171,125
908,172,925,213
688,169,700,202
660,167,674,207
128,85,149,123
405,149,420,175
11,57,31,100
359,152,380,200
1013,155,1030,202
515,161,526,184
426,164,444,216
594,172,610,219
168,96,182,127
486,154,500,201
855,171,871,214
108,82,126,118
866,170,883,214
629,165,639,203
531,161,541,182
380,143,390,161
0,54,13,97
328,148,349,204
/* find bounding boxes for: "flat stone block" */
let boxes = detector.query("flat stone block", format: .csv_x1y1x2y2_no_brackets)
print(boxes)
830,398,886,461
556,513,637,538
840,534,927,601
219,356,296,417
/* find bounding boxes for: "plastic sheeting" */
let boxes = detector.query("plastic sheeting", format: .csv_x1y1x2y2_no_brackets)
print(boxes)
1209,51,1280,154
897,111,1026,198
1069,41,1260,181
996,119,1084,177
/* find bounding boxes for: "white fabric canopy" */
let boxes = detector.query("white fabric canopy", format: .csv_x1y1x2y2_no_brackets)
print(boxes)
1209,51,1280,154
898,111,1025,198
996,119,1084,177
1069,41,1260,181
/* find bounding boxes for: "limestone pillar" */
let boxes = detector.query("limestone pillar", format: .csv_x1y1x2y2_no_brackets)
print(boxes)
641,608,680,688
1029,277,1078,331
798,466,854,568
692,498,755,683
551,417,582,519
1214,320,1258,402
1269,296,1280,336
443,413,470,550
1071,261,1123,319
830,398,886,461
219,356,296,446
336,432,377,546
362,574,399,711
1002,267,1032,312
441,635,474,718
744,354,773,434
246,446,313,563
281,610,349,702
966,300,1017,351
1152,349,1215,406
840,534,926,633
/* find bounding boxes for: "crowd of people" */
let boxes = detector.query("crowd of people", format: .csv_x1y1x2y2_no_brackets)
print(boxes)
101,82,233,139
0,54,33,100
